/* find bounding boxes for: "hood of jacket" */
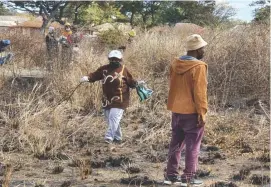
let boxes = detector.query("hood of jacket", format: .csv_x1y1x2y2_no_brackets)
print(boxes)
171,55,207,75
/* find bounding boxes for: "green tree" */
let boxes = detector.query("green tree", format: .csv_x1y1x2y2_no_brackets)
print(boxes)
117,1,161,26
168,1,235,26
79,2,125,25
212,3,236,25
251,0,270,24
58,2,91,24
138,1,161,26
5,1,68,32
156,1,183,25
118,1,141,26
0,2,11,15
118,1,235,27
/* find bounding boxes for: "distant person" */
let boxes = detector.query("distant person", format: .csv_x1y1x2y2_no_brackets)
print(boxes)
164,34,208,186
118,27,136,52
59,22,73,67
128,27,136,44
61,22,73,39
0,40,13,66
68,26,83,45
80,50,139,144
45,26,59,69
68,26,83,64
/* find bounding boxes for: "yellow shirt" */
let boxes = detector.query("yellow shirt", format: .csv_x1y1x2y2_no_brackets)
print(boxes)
62,30,72,38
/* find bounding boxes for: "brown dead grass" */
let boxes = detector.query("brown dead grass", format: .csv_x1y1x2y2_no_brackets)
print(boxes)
0,24,269,186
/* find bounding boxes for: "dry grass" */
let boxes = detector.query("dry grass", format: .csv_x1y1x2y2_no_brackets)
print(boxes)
0,23,269,186
4,33,46,68
2,163,12,187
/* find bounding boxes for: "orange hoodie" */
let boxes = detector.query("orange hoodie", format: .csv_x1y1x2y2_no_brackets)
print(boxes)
62,30,72,38
167,56,208,122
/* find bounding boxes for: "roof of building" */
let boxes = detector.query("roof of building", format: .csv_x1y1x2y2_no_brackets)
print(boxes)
0,16,29,22
0,21,17,27
13,17,43,28
10,16,63,29
0,16,30,27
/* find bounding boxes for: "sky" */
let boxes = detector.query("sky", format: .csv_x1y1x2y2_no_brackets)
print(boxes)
216,0,258,21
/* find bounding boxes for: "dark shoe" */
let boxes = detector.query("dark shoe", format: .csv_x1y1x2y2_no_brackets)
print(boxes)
182,178,203,186
113,139,122,144
164,175,187,186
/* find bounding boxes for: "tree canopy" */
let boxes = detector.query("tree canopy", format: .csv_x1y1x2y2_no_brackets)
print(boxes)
6,1,66,32
3,0,238,32
251,0,270,24
0,2,11,15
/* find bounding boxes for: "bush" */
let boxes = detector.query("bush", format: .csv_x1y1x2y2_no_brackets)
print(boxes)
98,28,127,49
204,24,270,107
0,23,269,158
1,32,46,68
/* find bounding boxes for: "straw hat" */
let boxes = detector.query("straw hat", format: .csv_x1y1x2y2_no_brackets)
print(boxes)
186,34,207,51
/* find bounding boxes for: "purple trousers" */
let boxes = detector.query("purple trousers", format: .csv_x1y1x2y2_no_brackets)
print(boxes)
166,113,204,179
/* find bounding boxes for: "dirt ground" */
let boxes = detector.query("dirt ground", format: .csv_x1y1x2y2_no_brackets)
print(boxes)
0,119,269,187
0,66,269,187
0,22,269,187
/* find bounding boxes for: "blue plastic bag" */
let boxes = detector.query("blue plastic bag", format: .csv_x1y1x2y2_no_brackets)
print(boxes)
136,83,153,102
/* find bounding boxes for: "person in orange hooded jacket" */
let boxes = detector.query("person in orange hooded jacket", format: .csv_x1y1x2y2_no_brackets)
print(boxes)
164,34,208,186
59,22,73,66
61,23,72,38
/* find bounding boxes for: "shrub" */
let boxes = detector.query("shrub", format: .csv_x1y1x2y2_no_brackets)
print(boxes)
0,23,269,158
98,28,127,49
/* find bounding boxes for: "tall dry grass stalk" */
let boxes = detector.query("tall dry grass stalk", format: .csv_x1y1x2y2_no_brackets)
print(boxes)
0,24,269,159
2,164,12,187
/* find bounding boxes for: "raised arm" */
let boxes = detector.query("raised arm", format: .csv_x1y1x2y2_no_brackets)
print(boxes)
80,67,104,83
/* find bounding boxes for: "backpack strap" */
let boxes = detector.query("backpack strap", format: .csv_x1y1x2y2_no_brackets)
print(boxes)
120,65,125,75
119,65,125,102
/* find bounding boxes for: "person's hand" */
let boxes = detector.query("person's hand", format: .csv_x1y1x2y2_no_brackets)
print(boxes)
197,115,205,128
197,120,205,128
137,80,145,86
80,76,89,83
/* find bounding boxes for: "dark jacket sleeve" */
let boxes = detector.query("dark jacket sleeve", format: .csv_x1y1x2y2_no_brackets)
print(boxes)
88,67,104,82
124,68,137,88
